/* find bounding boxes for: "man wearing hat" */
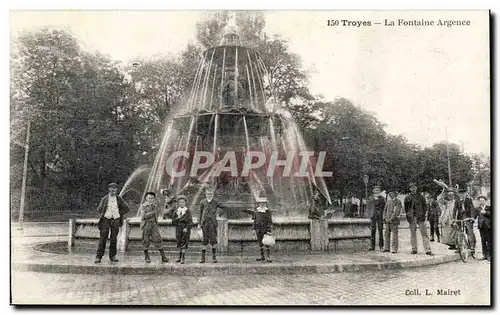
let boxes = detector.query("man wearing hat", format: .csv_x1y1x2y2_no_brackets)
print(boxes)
94,182,131,263
365,185,386,251
476,195,491,260
404,182,433,255
383,189,402,253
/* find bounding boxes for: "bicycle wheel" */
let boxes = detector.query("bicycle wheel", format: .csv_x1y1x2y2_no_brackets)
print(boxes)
457,233,469,263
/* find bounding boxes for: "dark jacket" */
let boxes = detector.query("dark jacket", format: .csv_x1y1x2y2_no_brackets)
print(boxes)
383,198,402,225
462,197,474,218
476,205,491,230
199,198,226,228
427,200,442,221
96,194,130,229
404,193,427,223
365,196,386,220
253,208,273,233
172,207,194,228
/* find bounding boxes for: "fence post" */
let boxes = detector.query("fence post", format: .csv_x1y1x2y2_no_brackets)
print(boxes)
68,219,76,253
216,218,229,252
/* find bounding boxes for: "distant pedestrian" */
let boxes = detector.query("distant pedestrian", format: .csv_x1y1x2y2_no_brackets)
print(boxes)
198,188,226,263
139,192,169,263
252,197,273,263
383,189,401,254
428,194,441,243
343,193,359,218
172,195,194,264
94,182,131,264
366,185,385,251
476,195,491,260
404,182,432,255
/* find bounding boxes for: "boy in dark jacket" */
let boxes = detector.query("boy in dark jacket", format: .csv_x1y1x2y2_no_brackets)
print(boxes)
198,188,226,263
252,197,273,263
139,192,169,263
172,195,193,264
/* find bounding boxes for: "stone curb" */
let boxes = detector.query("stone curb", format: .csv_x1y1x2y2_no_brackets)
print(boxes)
12,253,460,276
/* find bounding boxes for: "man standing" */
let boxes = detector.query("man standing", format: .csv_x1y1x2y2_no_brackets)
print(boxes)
95,182,130,263
198,188,226,263
428,194,441,243
383,189,402,253
404,182,433,255
461,191,476,255
366,185,385,251
476,195,491,261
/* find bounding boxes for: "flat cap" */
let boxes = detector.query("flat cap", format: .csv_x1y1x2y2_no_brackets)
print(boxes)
108,182,118,188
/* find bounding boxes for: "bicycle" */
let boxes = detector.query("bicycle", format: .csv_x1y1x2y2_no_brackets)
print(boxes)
451,218,476,263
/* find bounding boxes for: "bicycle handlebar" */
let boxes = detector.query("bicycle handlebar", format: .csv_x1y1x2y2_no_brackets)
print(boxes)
451,218,475,223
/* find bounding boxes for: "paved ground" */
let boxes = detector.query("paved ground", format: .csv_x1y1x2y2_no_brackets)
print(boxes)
11,259,490,305
10,222,491,305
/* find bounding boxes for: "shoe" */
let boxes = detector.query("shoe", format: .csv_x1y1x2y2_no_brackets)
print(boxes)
110,256,119,262
368,248,375,251
144,251,151,263
430,238,435,242
256,248,265,261
426,252,433,256
437,236,441,243
382,249,390,252
411,250,417,254
159,249,169,263
176,251,182,263
448,246,456,250
200,250,206,263
454,250,460,253
391,251,397,254
482,256,488,260
180,252,186,264
212,248,217,263
94,257,102,264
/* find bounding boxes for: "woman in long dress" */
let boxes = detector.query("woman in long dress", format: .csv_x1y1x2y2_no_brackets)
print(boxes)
437,188,459,250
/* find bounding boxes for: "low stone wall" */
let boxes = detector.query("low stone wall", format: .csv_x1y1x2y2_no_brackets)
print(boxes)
69,217,371,253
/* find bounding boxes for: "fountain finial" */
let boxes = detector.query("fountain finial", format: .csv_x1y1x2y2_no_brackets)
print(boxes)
220,12,242,46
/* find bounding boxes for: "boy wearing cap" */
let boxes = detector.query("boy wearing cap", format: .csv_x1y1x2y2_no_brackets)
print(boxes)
139,192,169,263
253,197,273,262
198,188,226,263
383,189,401,253
95,182,131,264
171,195,194,264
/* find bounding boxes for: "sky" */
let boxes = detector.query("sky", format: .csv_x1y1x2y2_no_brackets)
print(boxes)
9,10,491,155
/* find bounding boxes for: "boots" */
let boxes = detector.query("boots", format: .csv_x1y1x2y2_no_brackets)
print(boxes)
159,249,169,263
256,248,265,261
200,249,206,263
265,247,272,263
180,251,186,264
176,251,182,263
212,248,217,263
144,250,151,263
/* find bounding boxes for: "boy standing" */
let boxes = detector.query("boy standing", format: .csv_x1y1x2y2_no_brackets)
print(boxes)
253,197,273,262
198,188,226,263
139,192,169,263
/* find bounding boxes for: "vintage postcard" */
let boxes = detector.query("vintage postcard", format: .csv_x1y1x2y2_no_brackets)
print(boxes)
10,10,491,306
